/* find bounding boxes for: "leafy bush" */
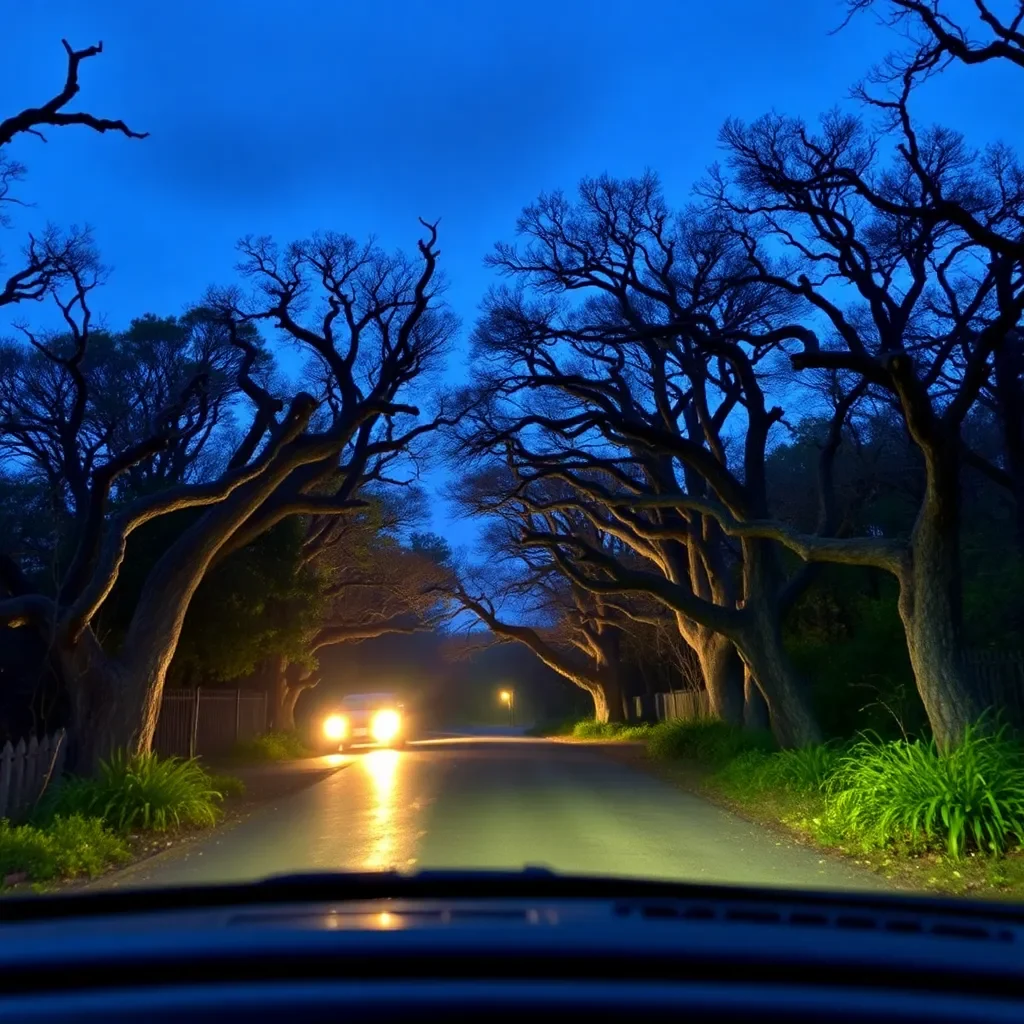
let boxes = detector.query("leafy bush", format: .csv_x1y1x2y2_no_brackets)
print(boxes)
827,724,1024,857
646,719,775,765
232,730,310,762
44,751,224,832
0,815,129,884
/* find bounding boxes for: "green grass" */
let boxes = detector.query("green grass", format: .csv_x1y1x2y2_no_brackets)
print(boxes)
206,773,246,799
231,730,311,762
0,815,129,885
826,724,1024,858
702,721,1024,860
646,719,775,766
570,720,652,740
41,751,225,832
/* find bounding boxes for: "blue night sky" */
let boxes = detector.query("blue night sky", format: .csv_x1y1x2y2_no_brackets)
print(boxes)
1,1,1018,553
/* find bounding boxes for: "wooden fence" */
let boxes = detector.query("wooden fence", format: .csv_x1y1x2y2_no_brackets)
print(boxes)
0,729,66,821
651,689,712,723
152,688,268,759
643,652,1024,729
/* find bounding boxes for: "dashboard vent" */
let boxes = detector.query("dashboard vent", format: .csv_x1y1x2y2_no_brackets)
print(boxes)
617,901,1017,945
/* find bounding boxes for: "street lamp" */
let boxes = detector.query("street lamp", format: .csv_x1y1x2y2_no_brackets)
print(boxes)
499,688,515,726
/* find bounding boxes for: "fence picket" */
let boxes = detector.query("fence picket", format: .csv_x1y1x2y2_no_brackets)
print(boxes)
153,688,268,759
10,739,26,817
0,741,12,819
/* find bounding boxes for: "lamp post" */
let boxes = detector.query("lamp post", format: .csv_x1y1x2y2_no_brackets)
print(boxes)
499,688,515,726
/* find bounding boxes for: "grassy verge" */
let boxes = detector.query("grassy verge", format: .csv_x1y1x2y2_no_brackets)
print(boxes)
230,730,312,762
2,752,245,891
558,719,654,740
589,718,1024,900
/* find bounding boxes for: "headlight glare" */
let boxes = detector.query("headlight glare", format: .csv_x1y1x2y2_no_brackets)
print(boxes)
323,714,347,742
371,709,401,743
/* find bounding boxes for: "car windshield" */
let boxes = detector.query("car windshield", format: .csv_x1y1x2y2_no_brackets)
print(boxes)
1,0,1022,908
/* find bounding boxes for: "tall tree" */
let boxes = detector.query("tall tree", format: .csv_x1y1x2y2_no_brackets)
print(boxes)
700,98,1024,747
0,222,460,770
455,176,866,744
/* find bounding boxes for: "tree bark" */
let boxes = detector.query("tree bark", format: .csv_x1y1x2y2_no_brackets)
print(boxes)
897,453,984,750
70,424,322,761
278,682,303,733
693,629,745,727
743,665,770,732
62,633,155,775
599,667,627,724
588,683,611,724
737,607,822,748
268,654,291,731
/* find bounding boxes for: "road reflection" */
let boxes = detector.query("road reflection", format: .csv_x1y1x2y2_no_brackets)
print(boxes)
362,749,400,870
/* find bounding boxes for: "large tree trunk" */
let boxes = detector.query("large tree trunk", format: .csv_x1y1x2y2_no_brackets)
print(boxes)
599,668,627,724
693,628,744,727
268,654,291,731
743,666,770,732
62,631,161,775
278,683,303,733
589,684,611,724
898,454,984,750
735,540,822,747
76,441,320,761
738,610,822,748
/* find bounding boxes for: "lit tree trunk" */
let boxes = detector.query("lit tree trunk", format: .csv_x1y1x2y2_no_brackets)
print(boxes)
594,627,627,723
588,683,610,723
692,627,744,727
279,682,303,733
65,417,319,770
268,654,291,731
897,452,984,751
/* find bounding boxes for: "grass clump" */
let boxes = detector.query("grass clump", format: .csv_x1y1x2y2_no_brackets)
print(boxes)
43,751,225,832
232,730,310,762
0,815,129,884
571,720,652,740
572,720,622,739
206,773,246,799
826,723,1024,858
647,719,775,766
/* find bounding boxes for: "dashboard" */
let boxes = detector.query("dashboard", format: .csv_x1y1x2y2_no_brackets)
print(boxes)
2,871,1023,1021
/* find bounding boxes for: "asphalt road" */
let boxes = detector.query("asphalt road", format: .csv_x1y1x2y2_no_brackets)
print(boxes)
89,737,888,892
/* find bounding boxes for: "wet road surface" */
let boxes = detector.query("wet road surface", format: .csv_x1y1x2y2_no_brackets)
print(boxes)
89,737,888,891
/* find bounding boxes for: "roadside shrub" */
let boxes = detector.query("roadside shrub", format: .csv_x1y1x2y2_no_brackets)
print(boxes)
44,751,224,832
0,815,129,884
206,773,246,799
232,730,310,761
571,721,651,740
647,719,775,765
619,724,653,740
827,723,1024,857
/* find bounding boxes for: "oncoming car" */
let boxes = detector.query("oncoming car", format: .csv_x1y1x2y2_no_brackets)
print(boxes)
321,692,408,752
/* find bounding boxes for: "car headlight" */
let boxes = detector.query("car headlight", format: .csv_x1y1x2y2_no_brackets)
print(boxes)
370,709,401,743
323,714,347,742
